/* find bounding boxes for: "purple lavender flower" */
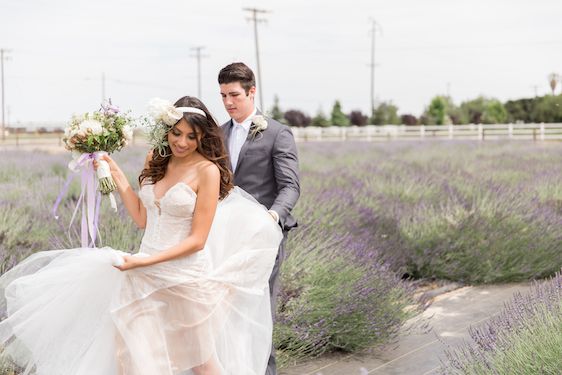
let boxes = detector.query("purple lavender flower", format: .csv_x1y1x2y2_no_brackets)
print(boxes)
101,99,120,115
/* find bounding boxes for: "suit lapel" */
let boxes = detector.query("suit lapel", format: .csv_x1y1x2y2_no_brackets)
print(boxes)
235,130,252,172
223,119,233,147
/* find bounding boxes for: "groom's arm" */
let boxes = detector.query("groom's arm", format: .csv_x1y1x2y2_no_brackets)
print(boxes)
270,126,300,228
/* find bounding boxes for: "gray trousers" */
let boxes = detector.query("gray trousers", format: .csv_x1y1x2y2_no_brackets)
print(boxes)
265,230,288,375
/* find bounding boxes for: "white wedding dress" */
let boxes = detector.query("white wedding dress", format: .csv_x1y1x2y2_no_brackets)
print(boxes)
0,183,282,374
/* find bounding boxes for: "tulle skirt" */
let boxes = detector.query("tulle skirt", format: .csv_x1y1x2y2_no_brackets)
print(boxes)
0,188,283,374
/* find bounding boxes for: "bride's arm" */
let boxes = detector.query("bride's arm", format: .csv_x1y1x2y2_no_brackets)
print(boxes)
117,163,220,270
97,154,147,229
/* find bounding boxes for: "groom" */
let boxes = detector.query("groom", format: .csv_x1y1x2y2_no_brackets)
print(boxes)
218,62,300,375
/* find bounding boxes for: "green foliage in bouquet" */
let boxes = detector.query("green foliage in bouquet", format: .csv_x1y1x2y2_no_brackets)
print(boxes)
63,110,134,155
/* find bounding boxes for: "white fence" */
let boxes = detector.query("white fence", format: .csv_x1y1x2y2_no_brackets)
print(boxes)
291,123,562,142
2,123,562,152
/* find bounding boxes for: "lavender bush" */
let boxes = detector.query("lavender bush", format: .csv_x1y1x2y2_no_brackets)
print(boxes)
295,141,562,283
440,271,562,374
274,167,416,362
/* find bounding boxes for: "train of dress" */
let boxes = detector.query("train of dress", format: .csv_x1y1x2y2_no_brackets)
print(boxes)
0,186,283,374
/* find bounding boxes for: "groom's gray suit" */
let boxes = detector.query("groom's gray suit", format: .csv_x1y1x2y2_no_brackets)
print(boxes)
220,113,300,375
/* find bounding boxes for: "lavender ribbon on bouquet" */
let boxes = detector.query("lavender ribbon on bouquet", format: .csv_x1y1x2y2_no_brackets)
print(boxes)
52,152,116,248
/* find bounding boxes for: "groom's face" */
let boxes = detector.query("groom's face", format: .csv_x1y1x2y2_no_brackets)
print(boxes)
220,82,256,123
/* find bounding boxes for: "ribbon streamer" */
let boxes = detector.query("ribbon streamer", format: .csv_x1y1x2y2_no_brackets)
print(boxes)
53,152,111,248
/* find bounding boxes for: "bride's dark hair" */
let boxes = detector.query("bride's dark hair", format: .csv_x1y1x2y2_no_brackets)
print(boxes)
138,96,233,199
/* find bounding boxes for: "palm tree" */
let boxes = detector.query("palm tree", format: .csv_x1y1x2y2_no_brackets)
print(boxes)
548,73,559,95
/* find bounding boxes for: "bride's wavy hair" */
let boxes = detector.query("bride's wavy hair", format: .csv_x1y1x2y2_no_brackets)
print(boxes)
138,96,233,200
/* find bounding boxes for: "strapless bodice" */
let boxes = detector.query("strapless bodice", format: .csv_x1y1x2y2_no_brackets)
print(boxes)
138,182,203,263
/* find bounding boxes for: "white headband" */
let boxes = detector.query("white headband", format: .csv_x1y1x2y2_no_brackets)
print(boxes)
176,106,206,117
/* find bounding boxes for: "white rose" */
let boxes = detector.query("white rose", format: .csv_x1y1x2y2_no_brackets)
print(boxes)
68,127,78,138
148,98,169,118
148,98,182,126
250,115,268,139
123,125,134,141
162,108,183,126
252,115,268,131
79,119,103,135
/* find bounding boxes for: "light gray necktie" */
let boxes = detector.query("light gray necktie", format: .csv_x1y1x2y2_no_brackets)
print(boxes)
230,125,243,172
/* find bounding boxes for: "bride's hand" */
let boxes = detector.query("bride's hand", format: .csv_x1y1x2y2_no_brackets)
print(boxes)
114,255,148,271
93,154,127,188
93,154,120,174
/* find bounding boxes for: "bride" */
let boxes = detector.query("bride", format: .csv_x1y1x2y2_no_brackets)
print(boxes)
0,96,283,374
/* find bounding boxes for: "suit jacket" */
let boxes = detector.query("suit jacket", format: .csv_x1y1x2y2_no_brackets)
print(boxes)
220,113,300,231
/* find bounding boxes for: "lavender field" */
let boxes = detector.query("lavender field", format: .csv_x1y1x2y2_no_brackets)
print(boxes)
441,271,562,374
1,140,562,365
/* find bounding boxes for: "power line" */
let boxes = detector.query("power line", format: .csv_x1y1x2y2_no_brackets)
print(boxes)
190,46,208,99
1,49,12,141
243,7,269,111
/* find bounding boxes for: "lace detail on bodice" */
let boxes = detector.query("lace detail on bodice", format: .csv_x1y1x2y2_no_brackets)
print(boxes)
138,182,198,256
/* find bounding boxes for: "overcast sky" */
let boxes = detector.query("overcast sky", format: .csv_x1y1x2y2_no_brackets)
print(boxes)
1,0,561,126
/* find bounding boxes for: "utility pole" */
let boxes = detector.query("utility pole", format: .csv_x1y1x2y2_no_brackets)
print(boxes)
101,72,106,103
531,84,539,97
190,46,207,99
368,20,382,115
1,49,11,141
243,7,268,110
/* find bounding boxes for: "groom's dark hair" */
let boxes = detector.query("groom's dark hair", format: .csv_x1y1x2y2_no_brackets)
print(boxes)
218,62,256,95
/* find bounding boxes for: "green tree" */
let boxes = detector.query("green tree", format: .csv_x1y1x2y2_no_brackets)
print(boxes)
505,98,537,123
268,95,284,122
460,97,487,124
460,96,507,124
312,108,330,127
532,95,562,123
330,100,350,126
482,99,508,124
370,102,400,125
423,96,455,125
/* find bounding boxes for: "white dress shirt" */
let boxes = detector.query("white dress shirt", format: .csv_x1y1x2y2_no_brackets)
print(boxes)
229,108,256,173
228,108,280,224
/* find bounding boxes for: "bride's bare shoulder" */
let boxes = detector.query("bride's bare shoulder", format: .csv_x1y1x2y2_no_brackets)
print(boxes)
197,159,219,175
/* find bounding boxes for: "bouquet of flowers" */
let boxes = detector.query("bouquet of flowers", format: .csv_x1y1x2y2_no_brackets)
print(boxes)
54,100,135,248
63,100,134,194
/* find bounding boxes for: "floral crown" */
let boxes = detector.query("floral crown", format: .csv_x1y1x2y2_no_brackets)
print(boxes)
144,98,207,157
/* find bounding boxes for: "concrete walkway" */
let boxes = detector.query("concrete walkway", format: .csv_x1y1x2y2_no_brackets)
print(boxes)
280,283,531,375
